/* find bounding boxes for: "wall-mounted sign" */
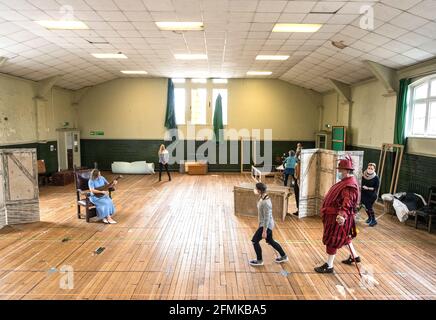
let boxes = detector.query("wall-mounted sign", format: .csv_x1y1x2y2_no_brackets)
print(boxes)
90,130,104,136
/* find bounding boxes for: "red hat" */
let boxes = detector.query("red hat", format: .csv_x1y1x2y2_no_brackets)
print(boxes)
337,154,354,170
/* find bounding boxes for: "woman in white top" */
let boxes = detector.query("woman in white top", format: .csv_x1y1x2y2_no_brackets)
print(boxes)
158,144,171,182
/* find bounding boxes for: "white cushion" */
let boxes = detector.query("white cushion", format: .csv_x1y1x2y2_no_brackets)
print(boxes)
111,161,155,174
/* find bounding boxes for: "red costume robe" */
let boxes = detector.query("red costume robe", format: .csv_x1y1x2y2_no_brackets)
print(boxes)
321,175,359,255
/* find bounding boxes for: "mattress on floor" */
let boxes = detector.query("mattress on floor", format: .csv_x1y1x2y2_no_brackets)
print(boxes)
111,161,155,174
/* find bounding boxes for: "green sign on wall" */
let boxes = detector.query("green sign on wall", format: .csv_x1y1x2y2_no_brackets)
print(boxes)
90,130,104,136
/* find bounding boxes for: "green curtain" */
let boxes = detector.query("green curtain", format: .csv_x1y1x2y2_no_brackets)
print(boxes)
213,94,224,142
164,78,177,130
394,78,411,145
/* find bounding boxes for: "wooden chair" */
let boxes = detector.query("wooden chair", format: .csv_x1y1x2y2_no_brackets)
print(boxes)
415,186,436,233
73,168,96,222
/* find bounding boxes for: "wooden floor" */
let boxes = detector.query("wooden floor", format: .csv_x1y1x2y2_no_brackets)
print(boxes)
0,173,435,300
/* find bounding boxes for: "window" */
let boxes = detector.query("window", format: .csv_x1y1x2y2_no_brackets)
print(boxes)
191,88,207,125
171,78,229,126
212,89,228,125
407,75,436,137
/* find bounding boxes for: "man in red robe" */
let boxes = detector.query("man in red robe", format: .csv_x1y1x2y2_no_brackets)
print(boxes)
314,154,361,274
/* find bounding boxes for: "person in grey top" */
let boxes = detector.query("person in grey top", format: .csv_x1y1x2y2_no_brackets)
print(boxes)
158,144,171,182
250,182,288,266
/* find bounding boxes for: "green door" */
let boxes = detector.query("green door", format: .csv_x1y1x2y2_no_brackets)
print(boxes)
332,126,346,151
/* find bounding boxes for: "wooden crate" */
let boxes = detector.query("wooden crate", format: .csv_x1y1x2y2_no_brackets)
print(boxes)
0,149,40,225
233,183,291,222
186,162,208,175
52,170,74,186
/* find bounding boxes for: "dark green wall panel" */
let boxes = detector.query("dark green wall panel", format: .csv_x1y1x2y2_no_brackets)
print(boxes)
80,139,315,172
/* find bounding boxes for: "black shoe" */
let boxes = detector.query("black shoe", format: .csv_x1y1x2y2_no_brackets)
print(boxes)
369,218,377,227
249,259,264,266
341,255,361,265
275,255,288,263
314,263,334,274
365,217,371,223
292,211,299,216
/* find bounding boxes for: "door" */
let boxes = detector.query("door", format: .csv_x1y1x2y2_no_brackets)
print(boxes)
332,126,346,151
72,131,81,168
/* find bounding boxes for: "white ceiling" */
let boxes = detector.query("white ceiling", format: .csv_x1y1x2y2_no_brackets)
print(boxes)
0,0,435,92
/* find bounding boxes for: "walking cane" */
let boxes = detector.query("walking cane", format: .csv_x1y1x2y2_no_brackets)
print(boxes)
341,225,362,278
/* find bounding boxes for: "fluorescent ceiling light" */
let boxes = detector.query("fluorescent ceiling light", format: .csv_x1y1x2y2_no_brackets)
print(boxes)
212,79,228,84
121,70,148,75
246,71,272,76
35,20,89,30
172,78,186,83
174,54,208,60
192,78,207,83
256,55,289,61
156,22,204,31
92,53,128,59
272,23,322,33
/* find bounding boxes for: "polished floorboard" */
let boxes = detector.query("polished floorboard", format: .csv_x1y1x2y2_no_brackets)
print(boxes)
0,173,435,300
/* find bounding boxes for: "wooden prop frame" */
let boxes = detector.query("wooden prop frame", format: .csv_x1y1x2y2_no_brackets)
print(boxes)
377,143,404,198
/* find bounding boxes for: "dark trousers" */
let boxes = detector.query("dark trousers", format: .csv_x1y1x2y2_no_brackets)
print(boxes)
159,163,171,180
284,174,293,187
251,227,286,261
293,179,300,210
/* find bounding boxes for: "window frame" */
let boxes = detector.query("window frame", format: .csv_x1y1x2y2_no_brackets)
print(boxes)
172,78,228,126
406,75,436,138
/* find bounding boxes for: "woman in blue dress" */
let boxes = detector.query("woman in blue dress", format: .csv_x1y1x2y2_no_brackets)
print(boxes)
88,169,117,224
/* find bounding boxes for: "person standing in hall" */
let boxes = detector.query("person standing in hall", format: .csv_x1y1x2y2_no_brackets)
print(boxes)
292,150,301,216
249,182,288,266
314,155,361,273
158,144,171,182
283,150,297,187
361,162,380,227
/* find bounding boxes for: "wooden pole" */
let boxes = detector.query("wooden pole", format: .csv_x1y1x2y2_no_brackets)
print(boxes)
377,144,387,199
393,145,404,194
390,146,399,194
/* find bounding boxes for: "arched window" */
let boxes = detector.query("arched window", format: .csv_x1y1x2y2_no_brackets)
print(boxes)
407,75,436,137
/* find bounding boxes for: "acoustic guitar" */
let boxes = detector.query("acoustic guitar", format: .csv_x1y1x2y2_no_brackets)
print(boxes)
94,175,123,198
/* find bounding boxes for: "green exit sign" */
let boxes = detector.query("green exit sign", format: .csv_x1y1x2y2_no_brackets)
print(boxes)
90,130,104,136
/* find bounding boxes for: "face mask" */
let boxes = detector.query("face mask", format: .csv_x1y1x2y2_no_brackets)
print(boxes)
337,171,345,180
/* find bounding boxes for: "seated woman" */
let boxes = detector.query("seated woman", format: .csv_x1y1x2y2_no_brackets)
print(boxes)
88,169,117,224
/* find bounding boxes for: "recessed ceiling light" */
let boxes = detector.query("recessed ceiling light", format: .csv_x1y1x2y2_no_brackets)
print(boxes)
272,23,322,33
35,20,89,30
156,22,204,31
174,54,208,60
256,55,290,61
246,71,273,76
91,53,128,59
121,70,148,75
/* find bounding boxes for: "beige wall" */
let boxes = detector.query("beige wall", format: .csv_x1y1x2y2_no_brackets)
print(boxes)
349,80,397,149
0,74,37,144
0,73,75,145
77,78,321,141
321,91,350,129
